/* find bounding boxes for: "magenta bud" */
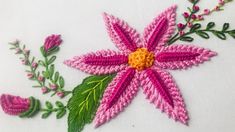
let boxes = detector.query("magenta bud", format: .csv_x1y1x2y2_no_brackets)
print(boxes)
15,48,21,54
56,92,64,98
0,94,30,116
183,12,190,18
44,34,62,52
204,9,210,15
41,87,48,94
27,73,34,79
49,84,57,90
187,22,193,28
177,23,185,30
219,0,225,5
193,6,200,12
179,31,185,36
197,15,204,20
38,76,44,82
32,62,38,68
191,14,197,20
21,59,28,65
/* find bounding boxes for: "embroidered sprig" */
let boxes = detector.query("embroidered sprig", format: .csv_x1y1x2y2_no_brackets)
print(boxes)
9,36,71,98
168,0,234,44
41,101,67,119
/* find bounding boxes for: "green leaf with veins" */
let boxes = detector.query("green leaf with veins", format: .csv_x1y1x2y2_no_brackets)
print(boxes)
67,74,115,132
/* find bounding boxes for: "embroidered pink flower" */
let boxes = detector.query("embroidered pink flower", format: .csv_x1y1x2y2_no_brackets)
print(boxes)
44,34,62,52
64,5,216,126
0,94,30,115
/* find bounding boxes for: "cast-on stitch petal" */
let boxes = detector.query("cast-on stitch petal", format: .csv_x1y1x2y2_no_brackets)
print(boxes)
64,50,129,75
140,68,188,124
103,12,141,53
143,5,177,51
154,45,217,70
94,68,139,127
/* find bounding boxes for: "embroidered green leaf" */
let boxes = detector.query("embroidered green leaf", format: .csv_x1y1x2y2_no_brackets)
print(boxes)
196,31,210,39
179,36,194,42
206,22,215,30
56,109,66,119
67,74,115,132
48,56,56,65
59,76,65,88
190,23,201,32
54,72,59,82
40,46,46,57
46,101,53,109
49,64,55,79
222,23,230,31
42,111,52,119
212,31,226,40
228,30,235,38
56,101,64,108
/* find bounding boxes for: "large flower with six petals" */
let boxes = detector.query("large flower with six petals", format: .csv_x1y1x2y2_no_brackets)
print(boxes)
64,5,216,127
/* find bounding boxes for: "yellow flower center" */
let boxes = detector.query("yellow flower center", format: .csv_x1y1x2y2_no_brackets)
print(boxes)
128,48,154,71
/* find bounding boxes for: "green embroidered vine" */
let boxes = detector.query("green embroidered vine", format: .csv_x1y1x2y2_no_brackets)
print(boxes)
41,101,67,119
67,74,115,132
168,22,235,45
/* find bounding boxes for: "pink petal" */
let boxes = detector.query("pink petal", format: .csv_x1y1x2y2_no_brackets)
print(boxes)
64,50,129,75
154,45,217,70
140,68,189,124
143,5,177,51
95,68,139,127
103,12,141,53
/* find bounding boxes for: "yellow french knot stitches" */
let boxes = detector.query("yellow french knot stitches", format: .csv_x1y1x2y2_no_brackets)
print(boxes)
128,48,155,71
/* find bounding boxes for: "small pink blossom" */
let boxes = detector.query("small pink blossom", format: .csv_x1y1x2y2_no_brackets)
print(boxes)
49,84,57,90
41,87,48,94
219,0,225,5
0,94,30,115
197,15,204,20
193,6,200,12
187,22,193,28
24,50,30,55
204,9,211,15
183,12,190,18
38,76,44,82
191,14,197,20
32,62,38,68
177,23,185,30
27,73,34,79
44,34,62,52
215,6,220,11
21,59,28,65
179,31,185,36
56,92,64,98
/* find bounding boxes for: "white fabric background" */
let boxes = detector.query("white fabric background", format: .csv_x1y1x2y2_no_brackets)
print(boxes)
0,0,235,132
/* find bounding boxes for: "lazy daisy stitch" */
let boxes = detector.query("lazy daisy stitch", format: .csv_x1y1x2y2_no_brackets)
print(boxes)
1,0,235,132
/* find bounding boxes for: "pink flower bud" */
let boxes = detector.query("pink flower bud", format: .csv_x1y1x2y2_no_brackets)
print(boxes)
191,14,197,20
38,76,44,82
183,12,190,18
177,23,185,30
32,62,38,68
49,84,57,90
219,0,225,5
197,15,204,20
0,94,30,115
188,22,193,28
44,34,62,52
41,87,48,94
179,31,185,36
21,59,28,65
204,9,210,15
27,73,34,79
215,6,220,11
56,92,64,98
193,6,200,12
